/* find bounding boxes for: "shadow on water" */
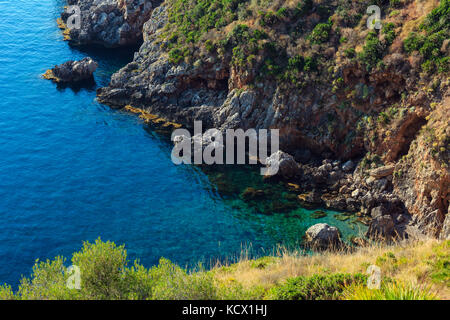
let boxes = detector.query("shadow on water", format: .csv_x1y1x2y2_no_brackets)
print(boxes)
55,77,97,93
138,121,368,260
50,43,140,93
69,42,140,62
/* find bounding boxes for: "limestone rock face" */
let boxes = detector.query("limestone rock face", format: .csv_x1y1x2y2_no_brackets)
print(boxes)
61,0,155,47
304,223,343,250
45,57,98,82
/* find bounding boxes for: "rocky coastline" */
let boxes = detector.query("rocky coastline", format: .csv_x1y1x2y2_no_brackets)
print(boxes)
56,0,449,244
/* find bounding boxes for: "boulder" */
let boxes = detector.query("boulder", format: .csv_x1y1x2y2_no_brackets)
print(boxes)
366,215,395,241
370,165,395,179
304,223,343,250
342,160,355,172
264,151,299,179
44,57,98,83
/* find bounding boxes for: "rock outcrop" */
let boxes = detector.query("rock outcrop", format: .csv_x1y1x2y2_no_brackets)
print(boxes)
264,151,300,179
60,0,155,47
304,223,343,250
43,57,98,83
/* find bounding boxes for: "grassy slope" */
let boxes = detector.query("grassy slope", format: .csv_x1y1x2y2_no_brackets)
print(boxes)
212,239,450,299
0,239,448,300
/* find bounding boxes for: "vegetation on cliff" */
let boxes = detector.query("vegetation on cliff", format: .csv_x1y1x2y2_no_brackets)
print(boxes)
0,239,448,300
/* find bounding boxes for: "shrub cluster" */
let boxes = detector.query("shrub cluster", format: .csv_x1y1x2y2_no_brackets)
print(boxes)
403,0,449,74
267,273,367,300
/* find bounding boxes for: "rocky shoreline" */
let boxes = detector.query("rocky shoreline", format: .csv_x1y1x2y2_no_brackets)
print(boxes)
61,0,156,47
56,0,449,244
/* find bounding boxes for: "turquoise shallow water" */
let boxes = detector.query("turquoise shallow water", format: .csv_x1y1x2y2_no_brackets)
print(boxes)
0,1,365,288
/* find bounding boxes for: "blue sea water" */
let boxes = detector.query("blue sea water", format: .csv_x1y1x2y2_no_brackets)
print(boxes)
0,1,365,288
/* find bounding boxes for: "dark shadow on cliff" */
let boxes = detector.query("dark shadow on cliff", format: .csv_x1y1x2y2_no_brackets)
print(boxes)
67,43,141,87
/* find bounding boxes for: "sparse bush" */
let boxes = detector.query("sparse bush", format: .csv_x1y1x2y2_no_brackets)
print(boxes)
309,19,333,44
267,273,367,300
403,0,449,73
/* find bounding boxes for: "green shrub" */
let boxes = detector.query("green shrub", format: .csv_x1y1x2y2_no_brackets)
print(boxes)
217,282,266,300
344,48,356,58
303,56,317,72
16,257,78,300
382,22,396,44
404,32,425,53
359,22,397,71
389,0,402,8
169,48,185,64
276,7,289,19
358,31,383,70
309,19,333,44
267,273,367,300
72,239,128,299
429,241,450,286
343,282,437,300
403,0,449,73
436,57,450,73
151,260,217,300
294,0,313,17
205,39,215,52
288,55,305,72
0,285,15,300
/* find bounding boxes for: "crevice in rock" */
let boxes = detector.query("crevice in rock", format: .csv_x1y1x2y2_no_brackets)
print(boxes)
395,116,427,160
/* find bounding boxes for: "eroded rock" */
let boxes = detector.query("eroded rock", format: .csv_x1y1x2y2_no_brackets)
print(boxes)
43,57,98,83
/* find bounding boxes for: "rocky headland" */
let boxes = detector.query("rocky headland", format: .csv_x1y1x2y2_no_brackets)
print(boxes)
58,0,449,244
60,0,157,47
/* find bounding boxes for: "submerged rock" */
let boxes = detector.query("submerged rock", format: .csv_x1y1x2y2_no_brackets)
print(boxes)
310,210,327,219
304,223,343,250
240,187,266,201
43,57,98,83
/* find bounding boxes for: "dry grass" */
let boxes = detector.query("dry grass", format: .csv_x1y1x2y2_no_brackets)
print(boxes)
212,239,450,299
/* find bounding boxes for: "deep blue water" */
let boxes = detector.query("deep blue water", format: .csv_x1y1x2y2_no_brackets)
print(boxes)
0,1,365,288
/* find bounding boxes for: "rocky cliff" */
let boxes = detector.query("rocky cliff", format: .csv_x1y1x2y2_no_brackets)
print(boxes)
60,0,449,240
60,0,158,47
